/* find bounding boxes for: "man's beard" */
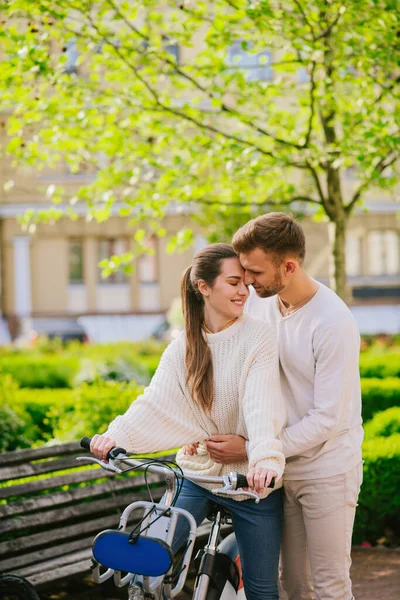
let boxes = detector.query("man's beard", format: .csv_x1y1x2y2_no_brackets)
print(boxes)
255,272,285,298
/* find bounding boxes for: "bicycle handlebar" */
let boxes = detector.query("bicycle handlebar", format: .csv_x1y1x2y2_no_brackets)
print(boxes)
80,437,275,490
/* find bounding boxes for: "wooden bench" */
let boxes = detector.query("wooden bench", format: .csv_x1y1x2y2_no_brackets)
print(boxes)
0,442,171,589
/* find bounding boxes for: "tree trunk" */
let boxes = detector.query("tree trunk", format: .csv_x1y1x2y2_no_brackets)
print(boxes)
328,214,351,303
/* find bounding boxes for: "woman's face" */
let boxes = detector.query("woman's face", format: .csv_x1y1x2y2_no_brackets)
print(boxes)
200,257,249,320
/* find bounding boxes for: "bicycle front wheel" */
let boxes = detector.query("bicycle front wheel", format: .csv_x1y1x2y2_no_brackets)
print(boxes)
0,575,40,600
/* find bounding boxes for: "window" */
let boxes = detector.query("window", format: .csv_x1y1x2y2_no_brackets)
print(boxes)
296,67,309,84
164,41,180,62
63,39,78,74
69,239,84,283
138,238,158,284
346,235,361,277
227,41,272,82
98,238,129,283
368,230,400,276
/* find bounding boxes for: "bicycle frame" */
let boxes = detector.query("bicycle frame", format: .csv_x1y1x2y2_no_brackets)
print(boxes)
77,452,254,599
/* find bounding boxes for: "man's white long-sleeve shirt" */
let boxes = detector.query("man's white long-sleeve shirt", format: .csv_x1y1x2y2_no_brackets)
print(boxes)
246,282,363,480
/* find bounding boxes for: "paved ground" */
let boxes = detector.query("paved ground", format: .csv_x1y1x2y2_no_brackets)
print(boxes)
40,548,400,600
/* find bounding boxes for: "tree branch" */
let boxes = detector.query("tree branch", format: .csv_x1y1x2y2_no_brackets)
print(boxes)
293,0,317,40
307,163,327,204
345,152,399,213
315,6,346,41
104,0,304,151
304,61,316,147
82,12,310,165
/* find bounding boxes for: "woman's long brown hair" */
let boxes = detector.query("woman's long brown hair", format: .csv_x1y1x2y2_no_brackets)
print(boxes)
180,243,238,412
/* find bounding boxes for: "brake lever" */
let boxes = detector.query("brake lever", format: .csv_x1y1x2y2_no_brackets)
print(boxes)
76,456,122,473
211,475,260,503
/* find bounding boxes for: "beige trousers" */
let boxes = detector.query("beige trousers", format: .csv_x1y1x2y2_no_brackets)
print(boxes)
279,463,363,600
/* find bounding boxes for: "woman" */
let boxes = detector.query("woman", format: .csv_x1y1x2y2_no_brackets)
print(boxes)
91,243,286,600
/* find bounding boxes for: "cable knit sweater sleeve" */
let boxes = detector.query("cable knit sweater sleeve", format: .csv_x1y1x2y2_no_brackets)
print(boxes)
105,339,207,453
243,325,286,479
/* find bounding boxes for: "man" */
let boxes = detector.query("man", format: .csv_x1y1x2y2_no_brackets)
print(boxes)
204,212,363,600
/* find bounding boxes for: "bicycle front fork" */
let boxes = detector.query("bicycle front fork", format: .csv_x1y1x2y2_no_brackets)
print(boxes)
192,512,222,600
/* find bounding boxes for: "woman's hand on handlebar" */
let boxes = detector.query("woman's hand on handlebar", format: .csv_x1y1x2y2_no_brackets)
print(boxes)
90,434,117,462
246,466,278,494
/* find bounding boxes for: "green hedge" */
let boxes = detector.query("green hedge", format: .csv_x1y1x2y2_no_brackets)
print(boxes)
0,355,80,388
50,380,143,442
359,353,400,379
0,375,143,451
364,407,400,440
354,435,400,544
0,341,166,389
361,377,400,421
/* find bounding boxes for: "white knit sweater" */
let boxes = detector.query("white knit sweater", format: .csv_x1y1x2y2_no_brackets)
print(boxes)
106,315,286,499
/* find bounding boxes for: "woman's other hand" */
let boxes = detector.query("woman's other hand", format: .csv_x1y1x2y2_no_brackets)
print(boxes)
90,434,117,461
246,466,278,494
183,442,199,455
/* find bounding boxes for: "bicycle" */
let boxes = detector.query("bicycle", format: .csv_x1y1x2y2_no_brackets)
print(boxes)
78,437,275,600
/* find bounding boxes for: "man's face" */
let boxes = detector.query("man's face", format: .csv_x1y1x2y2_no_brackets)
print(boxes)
239,247,285,298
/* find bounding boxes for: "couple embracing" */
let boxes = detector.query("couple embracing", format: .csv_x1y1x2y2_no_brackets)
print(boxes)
91,212,363,600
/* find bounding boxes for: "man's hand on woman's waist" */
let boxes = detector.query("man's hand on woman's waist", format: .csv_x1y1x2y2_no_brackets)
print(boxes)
204,434,247,463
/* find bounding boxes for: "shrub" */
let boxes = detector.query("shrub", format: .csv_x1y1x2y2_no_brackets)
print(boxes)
359,353,400,379
51,380,144,442
361,377,400,421
13,387,76,444
0,355,80,388
0,404,32,452
354,435,400,544
364,407,400,440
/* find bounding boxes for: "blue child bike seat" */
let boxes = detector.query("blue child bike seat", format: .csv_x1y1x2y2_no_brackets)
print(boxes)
92,529,173,576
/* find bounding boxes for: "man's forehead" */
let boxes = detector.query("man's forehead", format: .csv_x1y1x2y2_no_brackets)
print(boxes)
239,248,271,268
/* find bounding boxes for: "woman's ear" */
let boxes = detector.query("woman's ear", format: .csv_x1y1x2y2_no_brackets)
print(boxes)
197,279,210,297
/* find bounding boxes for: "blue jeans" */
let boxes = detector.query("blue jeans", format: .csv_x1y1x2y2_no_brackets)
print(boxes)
172,480,283,600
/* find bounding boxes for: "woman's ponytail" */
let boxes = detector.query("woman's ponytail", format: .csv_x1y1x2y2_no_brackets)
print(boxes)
181,266,213,412
180,244,237,412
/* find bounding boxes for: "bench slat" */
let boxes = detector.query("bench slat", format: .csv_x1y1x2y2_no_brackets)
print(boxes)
0,485,164,534
20,555,92,588
0,513,127,559
0,455,88,483
0,472,161,517
0,535,94,572
0,442,81,467
11,548,93,579
0,466,112,499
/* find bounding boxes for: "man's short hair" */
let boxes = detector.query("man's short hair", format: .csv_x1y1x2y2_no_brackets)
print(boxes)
232,212,306,263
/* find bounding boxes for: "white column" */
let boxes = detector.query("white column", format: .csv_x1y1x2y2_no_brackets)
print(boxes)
12,236,32,318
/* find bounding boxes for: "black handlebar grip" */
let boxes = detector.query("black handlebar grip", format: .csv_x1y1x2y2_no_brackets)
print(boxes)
237,473,276,489
236,474,248,489
80,436,91,450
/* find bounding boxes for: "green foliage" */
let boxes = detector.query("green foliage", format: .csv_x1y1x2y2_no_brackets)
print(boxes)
0,404,31,452
354,435,400,544
3,376,143,448
13,387,76,444
0,1,398,297
359,353,400,379
0,355,80,388
361,377,400,421
0,341,166,388
51,380,143,442
0,375,32,451
364,407,400,440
